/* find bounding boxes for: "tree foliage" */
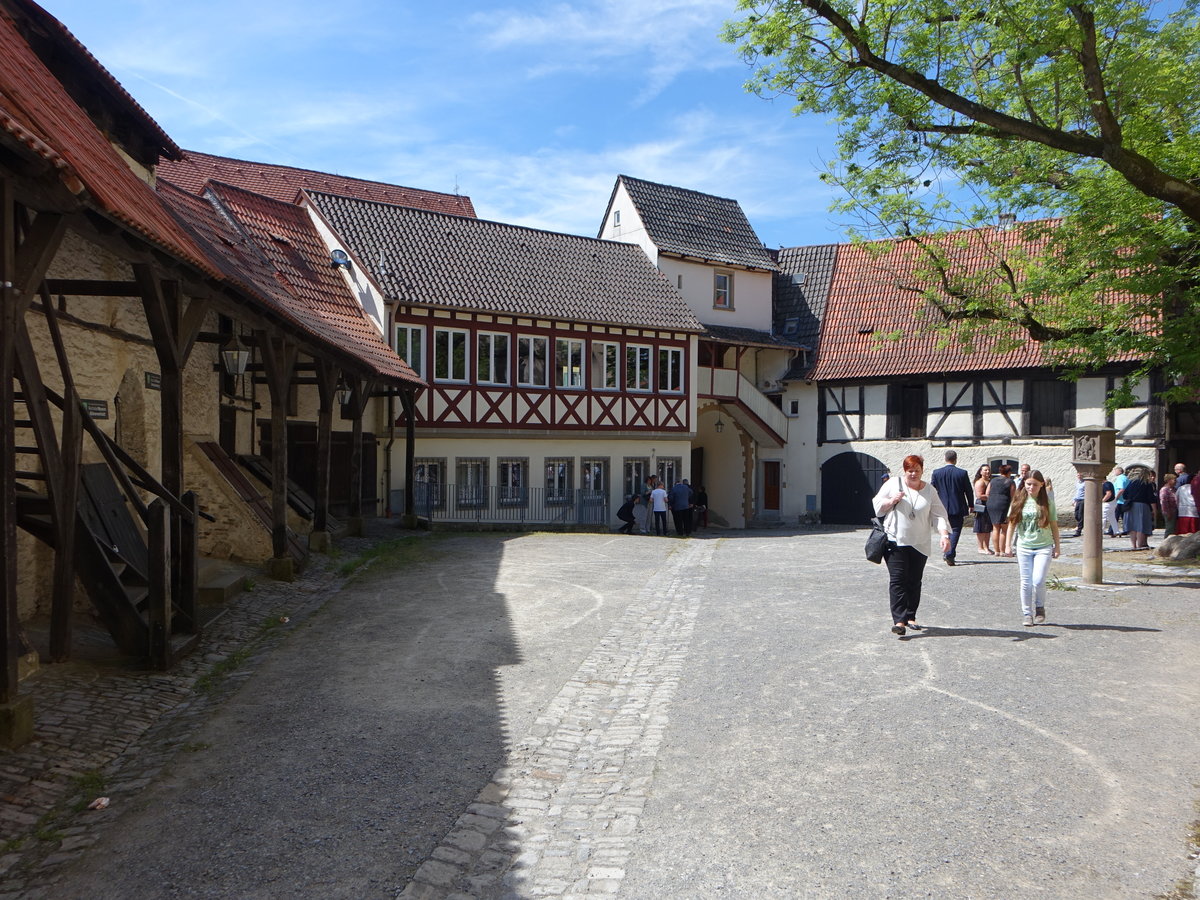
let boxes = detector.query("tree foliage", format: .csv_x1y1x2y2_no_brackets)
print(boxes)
724,0,1200,402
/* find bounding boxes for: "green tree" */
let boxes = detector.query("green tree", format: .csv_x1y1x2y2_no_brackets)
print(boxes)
724,0,1200,401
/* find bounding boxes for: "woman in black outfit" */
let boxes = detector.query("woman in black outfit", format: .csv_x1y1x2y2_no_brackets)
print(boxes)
986,464,1014,556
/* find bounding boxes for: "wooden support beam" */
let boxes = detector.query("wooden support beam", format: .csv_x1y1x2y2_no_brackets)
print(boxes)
42,279,139,297
176,492,199,633
313,360,337,535
256,331,298,561
346,377,376,521
14,212,65,308
0,176,22,707
401,389,416,519
146,499,171,670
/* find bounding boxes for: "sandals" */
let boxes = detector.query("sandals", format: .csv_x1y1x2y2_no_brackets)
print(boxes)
906,620,923,631
890,624,906,636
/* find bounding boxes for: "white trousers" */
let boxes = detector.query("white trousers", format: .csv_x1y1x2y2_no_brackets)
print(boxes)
1016,545,1054,616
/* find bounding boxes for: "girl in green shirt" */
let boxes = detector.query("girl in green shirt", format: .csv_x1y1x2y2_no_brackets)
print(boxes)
1007,469,1061,626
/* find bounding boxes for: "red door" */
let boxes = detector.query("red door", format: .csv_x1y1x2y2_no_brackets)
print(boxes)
764,461,781,511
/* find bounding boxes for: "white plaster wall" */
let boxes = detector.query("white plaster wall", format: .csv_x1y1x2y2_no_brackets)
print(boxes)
655,258,773,332
695,411,747,528
780,382,820,521
306,204,388,337
599,183,657,263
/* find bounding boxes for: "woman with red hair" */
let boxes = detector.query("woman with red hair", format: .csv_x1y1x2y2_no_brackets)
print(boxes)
872,454,952,636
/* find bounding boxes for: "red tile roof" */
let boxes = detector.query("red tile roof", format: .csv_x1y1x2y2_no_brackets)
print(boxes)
159,150,476,218
807,225,1140,382
0,8,216,277
160,180,422,387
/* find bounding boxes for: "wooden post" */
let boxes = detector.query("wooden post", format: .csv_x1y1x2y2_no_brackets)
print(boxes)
401,389,416,520
256,332,297,566
0,177,22,711
311,360,337,548
346,377,375,536
177,491,199,632
146,498,171,669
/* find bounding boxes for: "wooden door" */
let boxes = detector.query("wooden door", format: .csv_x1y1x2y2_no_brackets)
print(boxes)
763,460,781,511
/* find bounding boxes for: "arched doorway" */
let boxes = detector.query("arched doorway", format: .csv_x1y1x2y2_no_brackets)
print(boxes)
821,452,889,524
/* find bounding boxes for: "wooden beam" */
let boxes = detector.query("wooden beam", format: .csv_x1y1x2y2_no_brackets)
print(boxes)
401,389,416,519
256,331,298,560
313,360,337,535
42,279,139,297
0,177,20,704
14,212,65,308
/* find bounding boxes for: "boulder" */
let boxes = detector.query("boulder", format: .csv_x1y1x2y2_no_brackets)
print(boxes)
1155,533,1200,560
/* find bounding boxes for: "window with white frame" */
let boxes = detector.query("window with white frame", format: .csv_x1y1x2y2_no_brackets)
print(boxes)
714,271,734,309
591,342,619,390
413,458,445,510
434,327,468,382
581,457,607,494
545,457,573,504
657,347,683,393
395,325,425,378
623,458,649,500
456,457,488,507
626,344,651,391
517,335,548,387
556,338,585,388
477,332,510,385
497,457,527,505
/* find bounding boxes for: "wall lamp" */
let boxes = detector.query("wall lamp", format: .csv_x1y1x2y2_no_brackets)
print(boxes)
220,337,251,375
330,249,353,271
715,415,725,433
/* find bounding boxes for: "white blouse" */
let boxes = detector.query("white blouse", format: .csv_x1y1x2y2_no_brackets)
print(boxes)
872,476,950,558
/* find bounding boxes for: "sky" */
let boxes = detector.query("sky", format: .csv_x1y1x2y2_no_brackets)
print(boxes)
38,0,849,249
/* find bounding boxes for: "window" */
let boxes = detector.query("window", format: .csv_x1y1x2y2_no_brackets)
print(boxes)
677,274,683,290
413,458,445,510
657,457,682,488
613,210,621,228
782,317,799,336
518,335,548,387
477,332,510,385
626,344,651,391
434,327,468,382
591,342,619,390
545,457,573,504
556,338,585,388
395,325,425,378
623,458,650,499
1028,379,1074,435
714,271,734,309
456,458,488,507
657,347,683,393
887,383,928,439
581,458,607,493
497,458,527,505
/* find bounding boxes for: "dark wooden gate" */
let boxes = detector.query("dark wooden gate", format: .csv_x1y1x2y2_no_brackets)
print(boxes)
259,422,377,518
821,452,889,525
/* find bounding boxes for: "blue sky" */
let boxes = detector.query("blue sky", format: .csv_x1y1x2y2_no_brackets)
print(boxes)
39,0,848,249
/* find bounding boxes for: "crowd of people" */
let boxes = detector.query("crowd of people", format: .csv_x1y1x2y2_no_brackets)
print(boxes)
615,476,707,538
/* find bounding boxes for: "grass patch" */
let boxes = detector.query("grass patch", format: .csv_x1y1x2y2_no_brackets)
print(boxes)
194,644,255,695
181,741,211,753
1048,575,1078,592
33,812,64,843
336,534,439,579
1,836,25,852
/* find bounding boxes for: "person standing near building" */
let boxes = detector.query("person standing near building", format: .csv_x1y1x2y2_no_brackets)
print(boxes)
1105,466,1125,536
649,481,669,536
930,449,973,566
1160,473,1179,537
694,485,709,529
1009,469,1061,626
669,479,694,536
986,464,1015,556
615,495,637,534
972,465,994,553
1112,466,1129,534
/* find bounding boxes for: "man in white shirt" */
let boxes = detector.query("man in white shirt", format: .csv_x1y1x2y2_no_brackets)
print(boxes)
650,483,669,536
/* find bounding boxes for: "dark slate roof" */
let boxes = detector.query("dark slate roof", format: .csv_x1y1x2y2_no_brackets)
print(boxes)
306,192,703,331
702,324,804,350
159,150,476,218
773,243,839,379
608,175,777,272
0,9,215,277
160,180,422,387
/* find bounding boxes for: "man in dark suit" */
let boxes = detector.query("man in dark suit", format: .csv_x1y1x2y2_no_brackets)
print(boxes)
931,449,973,566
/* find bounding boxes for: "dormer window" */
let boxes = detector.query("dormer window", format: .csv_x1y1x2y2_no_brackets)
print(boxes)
714,270,734,309
783,317,799,335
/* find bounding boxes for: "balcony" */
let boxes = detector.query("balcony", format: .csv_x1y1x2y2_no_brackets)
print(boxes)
697,366,788,447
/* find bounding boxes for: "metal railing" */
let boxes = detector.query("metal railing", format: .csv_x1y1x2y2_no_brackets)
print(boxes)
390,485,610,527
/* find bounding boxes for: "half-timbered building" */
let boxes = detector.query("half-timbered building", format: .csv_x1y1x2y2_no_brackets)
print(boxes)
777,228,1165,525
598,175,803,527
304,191,703,524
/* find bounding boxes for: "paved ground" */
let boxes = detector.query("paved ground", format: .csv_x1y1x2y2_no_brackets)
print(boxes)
1,524,1198,899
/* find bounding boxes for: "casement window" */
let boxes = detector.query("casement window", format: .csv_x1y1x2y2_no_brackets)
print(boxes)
657,347,683,393
497,457,527,505
626,344,652,392
456,457,488,507
714,271,734,309
545,457,573,504
886,383,928,439
612,210,621,228
782,317,800,336
413,458,445,510
477,332,510,386
395,325,425,378
1028,379,1075,435
623,458,650,500
433,327,469,382
657,457,682,488
581,458,608,493
517,335,548,387
556,338,585,389
591,342,619,390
